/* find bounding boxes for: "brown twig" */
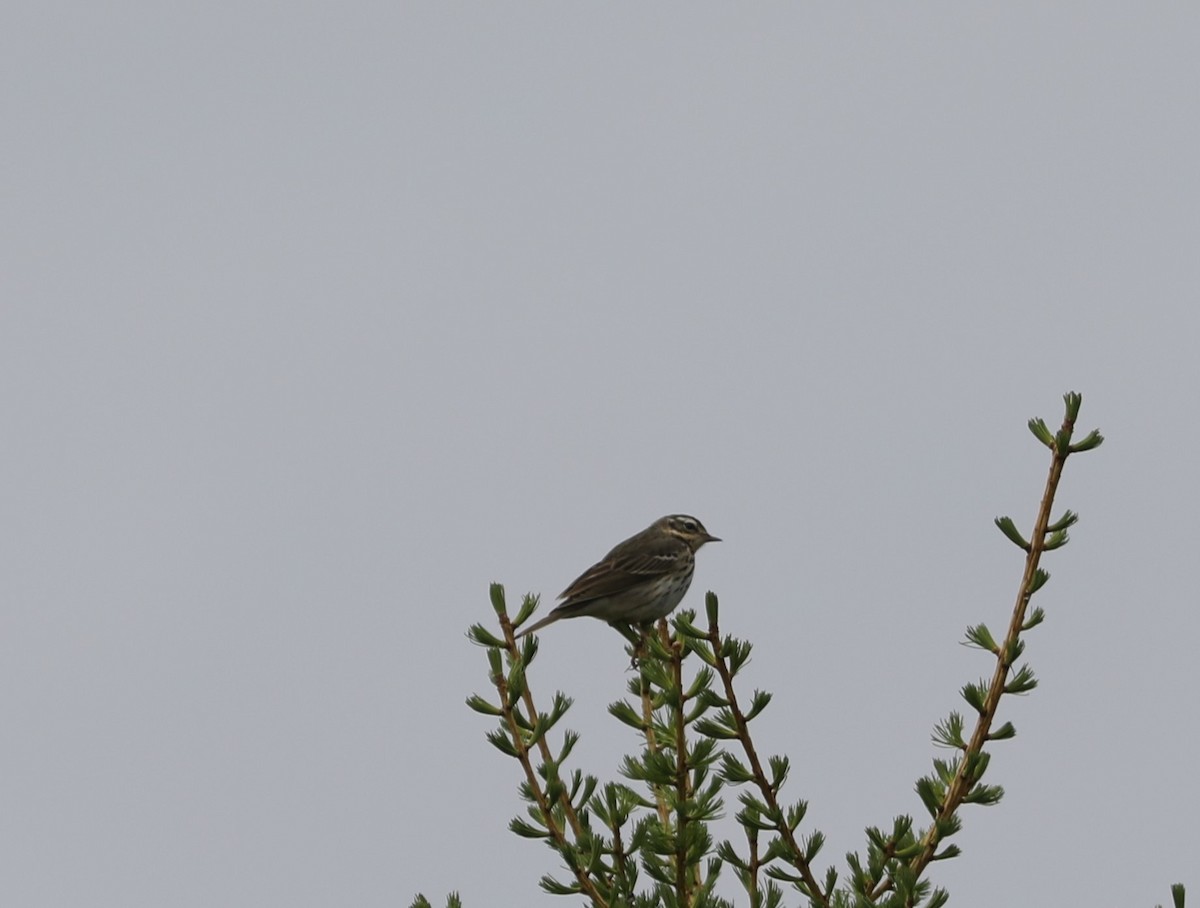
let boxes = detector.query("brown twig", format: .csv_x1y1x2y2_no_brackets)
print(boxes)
869,408,1080,903
492,665,609,907
636,628,674,830
912,420,1070,876
707,620,828,906
665,622,700,904
495,613,605,905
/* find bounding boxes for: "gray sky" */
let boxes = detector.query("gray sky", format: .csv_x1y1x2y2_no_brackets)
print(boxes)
2,4,1196,907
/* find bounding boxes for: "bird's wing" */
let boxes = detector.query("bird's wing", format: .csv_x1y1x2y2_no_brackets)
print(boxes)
558,538,683,604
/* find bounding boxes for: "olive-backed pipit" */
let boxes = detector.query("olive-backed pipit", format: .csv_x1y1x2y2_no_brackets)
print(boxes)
516,515,720,637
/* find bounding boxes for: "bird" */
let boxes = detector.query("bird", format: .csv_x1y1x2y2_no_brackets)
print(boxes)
516,515,720,637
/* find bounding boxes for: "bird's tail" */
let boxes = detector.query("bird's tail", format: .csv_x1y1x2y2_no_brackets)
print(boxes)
513,609,564,638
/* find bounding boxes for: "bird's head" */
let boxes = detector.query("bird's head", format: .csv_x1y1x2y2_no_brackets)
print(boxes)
660,514,721,550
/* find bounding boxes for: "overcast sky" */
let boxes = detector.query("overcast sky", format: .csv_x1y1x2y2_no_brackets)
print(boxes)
2,4,1197,907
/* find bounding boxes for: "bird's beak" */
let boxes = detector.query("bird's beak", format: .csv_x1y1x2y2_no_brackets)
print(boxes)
704,534,721,543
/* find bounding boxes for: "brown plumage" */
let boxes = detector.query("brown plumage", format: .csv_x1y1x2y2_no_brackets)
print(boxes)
516,515,720,637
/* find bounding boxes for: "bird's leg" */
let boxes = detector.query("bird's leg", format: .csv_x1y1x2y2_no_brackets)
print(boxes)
631,621,659,669
609,620,641,645
609,621,654,669
608,621,640,668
